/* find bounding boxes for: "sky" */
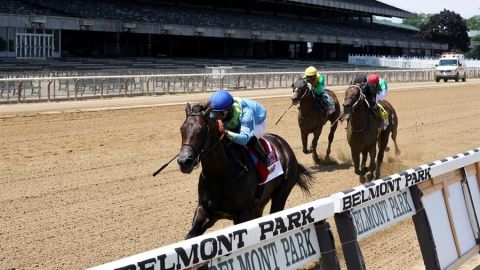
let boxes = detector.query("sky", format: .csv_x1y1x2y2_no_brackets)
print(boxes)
377,0,479,19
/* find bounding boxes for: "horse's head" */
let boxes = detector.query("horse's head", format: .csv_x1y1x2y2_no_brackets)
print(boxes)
291,77,310,105
177,103,220,173
343,84,365,115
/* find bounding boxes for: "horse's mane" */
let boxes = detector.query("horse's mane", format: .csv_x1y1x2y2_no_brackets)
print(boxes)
190,103,209,114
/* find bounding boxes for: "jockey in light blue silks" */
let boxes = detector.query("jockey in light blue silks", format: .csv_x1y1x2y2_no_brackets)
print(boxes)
208,90,274,170
303,66,335,115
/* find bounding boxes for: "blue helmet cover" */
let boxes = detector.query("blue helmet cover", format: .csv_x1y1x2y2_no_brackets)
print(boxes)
208,90,233,111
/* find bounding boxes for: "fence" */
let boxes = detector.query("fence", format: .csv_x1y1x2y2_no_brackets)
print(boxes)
88,148,480,270
349,54,480,69
2,68,480,104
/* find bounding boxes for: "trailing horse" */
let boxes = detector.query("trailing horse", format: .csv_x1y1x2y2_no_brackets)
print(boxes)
177,103,314,240
291,77,340,163
343,83,400,182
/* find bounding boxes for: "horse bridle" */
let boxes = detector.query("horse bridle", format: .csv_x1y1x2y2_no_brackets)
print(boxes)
182,111,224,167
346,84,371,113
292,79,312,101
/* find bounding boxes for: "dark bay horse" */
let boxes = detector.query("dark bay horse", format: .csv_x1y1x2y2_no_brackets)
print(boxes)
343,83,400,182
177,103,313,240
291,77,340,163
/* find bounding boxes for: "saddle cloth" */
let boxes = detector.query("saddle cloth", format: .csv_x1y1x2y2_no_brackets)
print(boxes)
377,103,389,130
313,92,336,115
248,137,284,184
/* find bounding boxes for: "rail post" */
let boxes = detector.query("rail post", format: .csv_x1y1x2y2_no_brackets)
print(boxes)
334,211,366,270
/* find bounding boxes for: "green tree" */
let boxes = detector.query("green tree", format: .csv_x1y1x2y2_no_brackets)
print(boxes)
467,15,480,30
417,9,470,52
466,35,480,59
403,13,431,28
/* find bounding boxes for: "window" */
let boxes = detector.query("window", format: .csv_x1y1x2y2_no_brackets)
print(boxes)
0,27,7,52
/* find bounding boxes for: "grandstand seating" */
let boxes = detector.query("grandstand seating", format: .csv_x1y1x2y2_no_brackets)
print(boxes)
3,0,421,43
0,0,61,16
0,57,379,77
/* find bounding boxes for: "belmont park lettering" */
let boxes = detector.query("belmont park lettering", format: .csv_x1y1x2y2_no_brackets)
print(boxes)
342,167,431,211
209,228,317,270
114,207,315,270
352,191,414,236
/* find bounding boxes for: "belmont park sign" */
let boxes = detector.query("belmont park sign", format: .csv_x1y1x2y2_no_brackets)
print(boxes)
88,199,334,270
209,224,320,270
351,189,415,240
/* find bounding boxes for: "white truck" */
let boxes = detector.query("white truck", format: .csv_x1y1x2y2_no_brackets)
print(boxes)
435,53,467,82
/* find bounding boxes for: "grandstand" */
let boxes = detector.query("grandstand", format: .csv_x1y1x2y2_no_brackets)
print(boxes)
0,0,447,73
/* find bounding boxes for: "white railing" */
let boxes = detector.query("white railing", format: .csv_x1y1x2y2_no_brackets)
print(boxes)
4,68,480,103
349,54,480,69
88,148,480,270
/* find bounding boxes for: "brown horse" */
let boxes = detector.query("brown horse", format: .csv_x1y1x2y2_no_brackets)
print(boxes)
291,77,340,163
177,103,313,240
343,83,400,182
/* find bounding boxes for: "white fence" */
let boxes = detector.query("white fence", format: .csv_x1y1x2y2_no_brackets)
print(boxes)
89,148,480,270
2,68,480,104
349,54,480,69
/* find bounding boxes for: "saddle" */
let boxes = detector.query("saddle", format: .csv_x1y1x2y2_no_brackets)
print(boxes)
224,137,283,185
312,92,335,115
377,102,389,131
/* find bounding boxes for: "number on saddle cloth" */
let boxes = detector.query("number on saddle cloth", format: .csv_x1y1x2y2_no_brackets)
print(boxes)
247,138,282,184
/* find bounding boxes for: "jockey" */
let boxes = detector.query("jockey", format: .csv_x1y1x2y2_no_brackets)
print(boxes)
367,74,388,104
367,74,389,130
208,90,274,170
303,66,335,114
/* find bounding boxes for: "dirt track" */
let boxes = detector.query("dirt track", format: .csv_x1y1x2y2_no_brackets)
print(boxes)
1,82,480,270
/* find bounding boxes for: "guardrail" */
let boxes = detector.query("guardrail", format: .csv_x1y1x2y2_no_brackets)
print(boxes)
88,148,480,270
2,68,480,104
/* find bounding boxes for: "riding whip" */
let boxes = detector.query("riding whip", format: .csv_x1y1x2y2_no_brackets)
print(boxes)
275,104,294,125
152,153,179,177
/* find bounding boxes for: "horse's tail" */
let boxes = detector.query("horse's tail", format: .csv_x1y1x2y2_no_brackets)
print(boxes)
296,163,314,195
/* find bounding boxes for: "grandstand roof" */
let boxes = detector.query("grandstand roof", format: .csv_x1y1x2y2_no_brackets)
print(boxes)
286,0,413,18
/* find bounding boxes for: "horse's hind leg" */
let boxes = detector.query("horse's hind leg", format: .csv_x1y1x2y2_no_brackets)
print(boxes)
391,127,401,156
185,205,217,239
269,177,296,214
375,132,390,179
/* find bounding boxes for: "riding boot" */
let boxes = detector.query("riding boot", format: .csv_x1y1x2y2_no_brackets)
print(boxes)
249,137,275,172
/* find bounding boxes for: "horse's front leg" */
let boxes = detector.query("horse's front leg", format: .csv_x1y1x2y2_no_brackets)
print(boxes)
233,209,252,225
360,151,368,175
301,132,311,154
351,149,362,176
311,128,322,163
185,205,217,239
367,147,377,181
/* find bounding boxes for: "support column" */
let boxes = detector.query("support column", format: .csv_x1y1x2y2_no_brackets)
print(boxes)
334,211,366,270
315,220,340,270
410,185,440,270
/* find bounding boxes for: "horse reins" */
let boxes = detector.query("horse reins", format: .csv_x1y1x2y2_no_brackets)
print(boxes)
345,84,373,133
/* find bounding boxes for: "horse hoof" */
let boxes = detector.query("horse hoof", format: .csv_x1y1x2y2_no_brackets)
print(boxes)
303,149,312,154
395,149,401,156
359,175,367,183
385,146,390,152
367,174,375,181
